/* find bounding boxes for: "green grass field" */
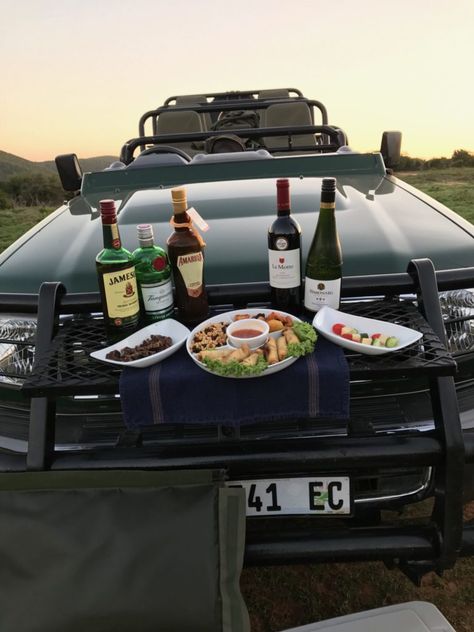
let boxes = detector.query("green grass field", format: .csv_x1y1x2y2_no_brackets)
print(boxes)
0,205,54,253
399,167,474,225
0,167,473,630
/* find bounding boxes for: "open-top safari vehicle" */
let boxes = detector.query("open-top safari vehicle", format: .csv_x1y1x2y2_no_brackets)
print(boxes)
0,88,473,591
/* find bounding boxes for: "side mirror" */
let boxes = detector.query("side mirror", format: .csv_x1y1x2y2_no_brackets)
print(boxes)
380,131,402,171
55,153,83,192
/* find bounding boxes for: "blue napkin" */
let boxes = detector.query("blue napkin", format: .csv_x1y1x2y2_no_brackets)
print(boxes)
119,335,349,428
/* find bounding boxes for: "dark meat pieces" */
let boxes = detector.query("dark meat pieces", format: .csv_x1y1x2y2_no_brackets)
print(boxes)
106,334,172,362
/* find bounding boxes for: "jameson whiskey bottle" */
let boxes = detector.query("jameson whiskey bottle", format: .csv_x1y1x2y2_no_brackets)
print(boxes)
96,199,140,339
133,224,174,323
268,178,302,313
304,177,343,314
167,187,209,323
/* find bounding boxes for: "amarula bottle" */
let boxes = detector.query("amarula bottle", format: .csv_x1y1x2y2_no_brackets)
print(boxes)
133,224,174,323
96,199,140,339
304,177,343,313
268,178,302,313
167,187,209,323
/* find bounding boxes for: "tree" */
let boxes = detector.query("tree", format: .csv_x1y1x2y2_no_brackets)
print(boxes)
451,149,474,167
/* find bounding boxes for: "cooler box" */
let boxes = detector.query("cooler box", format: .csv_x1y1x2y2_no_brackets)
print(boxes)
283,601,456,632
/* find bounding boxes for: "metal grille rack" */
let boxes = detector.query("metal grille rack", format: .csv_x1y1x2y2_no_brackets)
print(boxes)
6,258,474,582
22,298,455,398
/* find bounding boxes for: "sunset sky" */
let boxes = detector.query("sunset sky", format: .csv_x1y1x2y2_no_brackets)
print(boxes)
1,0,473,162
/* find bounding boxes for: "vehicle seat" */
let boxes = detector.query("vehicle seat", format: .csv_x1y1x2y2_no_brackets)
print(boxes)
259,101,317,152
175,94,212,130
156,108,205,156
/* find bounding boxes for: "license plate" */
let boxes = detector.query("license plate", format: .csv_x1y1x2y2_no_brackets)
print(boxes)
230,476,351,516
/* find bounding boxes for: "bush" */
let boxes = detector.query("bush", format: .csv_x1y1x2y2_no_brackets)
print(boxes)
3,173,64,207
451,149,474,167
397,155,425,171
0,189,12,210
395,149,474,172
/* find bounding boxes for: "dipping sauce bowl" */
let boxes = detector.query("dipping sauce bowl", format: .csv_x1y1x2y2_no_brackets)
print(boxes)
226,318,270,349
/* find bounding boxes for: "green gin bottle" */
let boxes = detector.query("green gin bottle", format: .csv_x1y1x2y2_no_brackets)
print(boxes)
304,177,343,314
96,199,140,340
133,224,174,323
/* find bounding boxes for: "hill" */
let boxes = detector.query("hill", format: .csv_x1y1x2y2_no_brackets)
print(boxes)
0,150,117,181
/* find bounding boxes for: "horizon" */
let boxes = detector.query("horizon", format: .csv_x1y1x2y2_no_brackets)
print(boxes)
1,0,473,162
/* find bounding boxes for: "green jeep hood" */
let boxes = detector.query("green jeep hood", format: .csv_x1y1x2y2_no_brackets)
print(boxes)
0,174,473,294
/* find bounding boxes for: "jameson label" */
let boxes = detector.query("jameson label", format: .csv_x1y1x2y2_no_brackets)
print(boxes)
102,267,139,318
268,248,301,289
177,252,204,297
111,223,121,249
140,279,173,315
304,277,341,311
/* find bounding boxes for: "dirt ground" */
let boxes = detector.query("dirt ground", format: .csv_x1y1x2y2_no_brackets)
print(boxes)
241,502,474,632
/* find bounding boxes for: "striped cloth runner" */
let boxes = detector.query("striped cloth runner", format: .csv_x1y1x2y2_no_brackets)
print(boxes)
119,335,349,428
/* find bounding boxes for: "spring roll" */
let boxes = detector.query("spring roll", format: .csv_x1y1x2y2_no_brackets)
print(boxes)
276,334,288,361
198,348,231,362
224,343,250,363
264,337,279,365
283,327,299,345
242,352,260,367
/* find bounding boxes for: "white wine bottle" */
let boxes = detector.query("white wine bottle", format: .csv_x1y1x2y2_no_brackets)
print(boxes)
304,177,342,313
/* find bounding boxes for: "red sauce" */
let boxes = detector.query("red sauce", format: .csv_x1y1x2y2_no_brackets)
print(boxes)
232,328,264,339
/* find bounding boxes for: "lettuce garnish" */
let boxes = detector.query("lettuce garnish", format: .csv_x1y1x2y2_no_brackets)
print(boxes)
287,321,318,357
202,354,268,377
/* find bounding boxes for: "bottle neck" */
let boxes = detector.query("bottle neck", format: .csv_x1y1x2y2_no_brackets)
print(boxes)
172,209,192,232
138,238,154,248
320,188,336,207
277,208,290,217
102,219,121,250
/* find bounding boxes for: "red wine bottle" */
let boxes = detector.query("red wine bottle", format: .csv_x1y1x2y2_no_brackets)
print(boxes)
268,179,302,313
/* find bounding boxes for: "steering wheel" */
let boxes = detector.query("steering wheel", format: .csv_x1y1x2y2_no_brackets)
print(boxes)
137,145,192,162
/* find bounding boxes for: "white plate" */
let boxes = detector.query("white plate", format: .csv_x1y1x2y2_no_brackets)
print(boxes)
90,319,190,368
187,308,301,378
312,306,423,356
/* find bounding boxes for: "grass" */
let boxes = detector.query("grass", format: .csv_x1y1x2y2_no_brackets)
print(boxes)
397,166,474,224
0,167,473,630
242,556,474,632
241,500,474,631
0,205,53,253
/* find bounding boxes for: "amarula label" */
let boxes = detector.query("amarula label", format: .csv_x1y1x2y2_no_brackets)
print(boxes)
177,252,204,297
102,266,139,318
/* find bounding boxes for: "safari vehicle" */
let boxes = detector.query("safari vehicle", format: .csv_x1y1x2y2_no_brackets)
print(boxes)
0,88,473,583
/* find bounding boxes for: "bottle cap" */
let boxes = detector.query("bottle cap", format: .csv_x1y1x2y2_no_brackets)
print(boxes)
276,178,290,210
99,199,116,216
321,177,336,193
137,223,154,241
171,188,187,205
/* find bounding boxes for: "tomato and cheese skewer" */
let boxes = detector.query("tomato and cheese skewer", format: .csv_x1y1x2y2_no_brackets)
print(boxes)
332,322,399,348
